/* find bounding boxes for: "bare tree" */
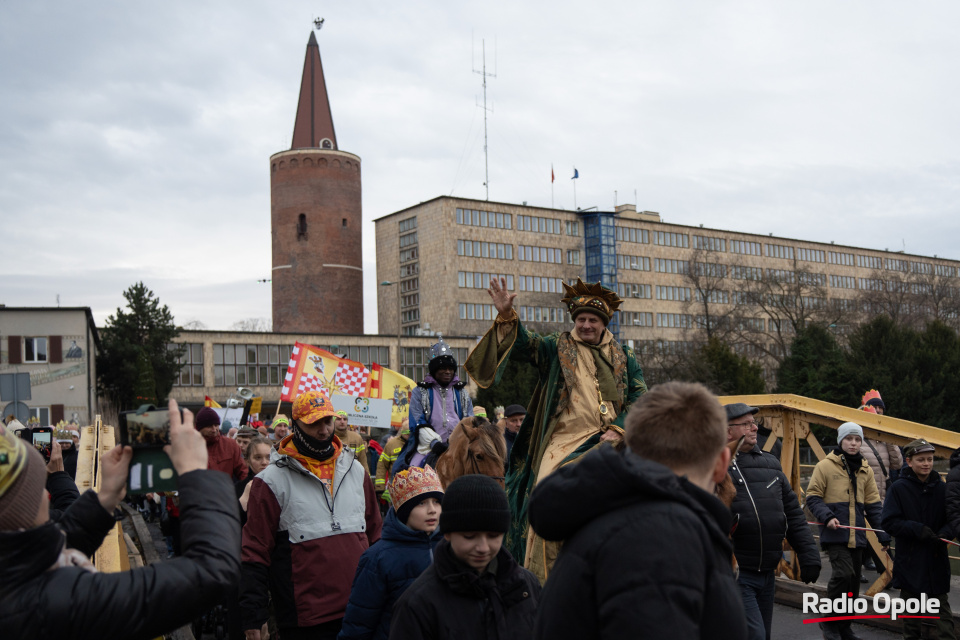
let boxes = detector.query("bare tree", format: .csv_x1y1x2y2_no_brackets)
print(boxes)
231,317,272,332
182,319,207,330
682,246,737,342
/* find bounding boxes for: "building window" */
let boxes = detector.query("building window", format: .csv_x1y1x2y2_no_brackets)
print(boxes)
517,306,569,324
172,343,204,387
692,235,726,252
765,244,795,260
731,266,762,280
654,258,689,275
297,214,307,240
695,289,730,304
829,251,855,266
400,263,419,277
456,208,512,230
619,311,653,326
858,255,883,269
459,272,514,290
656,313,693,329
615,226,649,244
729,240,762,256
518,246,562,263
517,215,562,234
214,343,293,387
398,216,417,233
456,240,514,260
617,282,652,299
567,250,581,265
519,275,564,293
797,248,825,263
566,221,580,236
656,285,691,301
616,255,650,271
399,232,418,248
653,231,689,248
24,337,48,363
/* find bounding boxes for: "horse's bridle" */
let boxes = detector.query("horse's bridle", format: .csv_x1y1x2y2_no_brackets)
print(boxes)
465,447,505,482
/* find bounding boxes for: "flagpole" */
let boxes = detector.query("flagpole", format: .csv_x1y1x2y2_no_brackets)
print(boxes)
551,163,554,208
573,176,578,211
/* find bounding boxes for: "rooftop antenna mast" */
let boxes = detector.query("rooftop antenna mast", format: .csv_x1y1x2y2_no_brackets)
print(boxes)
474,38,496,201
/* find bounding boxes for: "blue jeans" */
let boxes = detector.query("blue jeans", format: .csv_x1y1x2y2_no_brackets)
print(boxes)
738,569,775,640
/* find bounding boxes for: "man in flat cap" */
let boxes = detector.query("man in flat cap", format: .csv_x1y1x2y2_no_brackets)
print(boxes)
726,403,820,640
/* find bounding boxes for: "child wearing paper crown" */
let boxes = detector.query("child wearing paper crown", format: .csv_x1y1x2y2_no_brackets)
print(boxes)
338,466,444,640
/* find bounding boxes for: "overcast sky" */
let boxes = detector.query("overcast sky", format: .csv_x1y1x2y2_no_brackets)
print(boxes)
3,2,960,333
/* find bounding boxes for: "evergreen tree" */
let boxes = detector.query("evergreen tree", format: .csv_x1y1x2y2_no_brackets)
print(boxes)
474,358,539,418
846,315,924,422
97,282,182,411
775,324,853,405
687,338,766,396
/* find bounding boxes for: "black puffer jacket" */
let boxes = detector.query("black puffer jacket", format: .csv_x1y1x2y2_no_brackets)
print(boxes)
529,445,747,640
47,469,81,521
944,449,960,539
729,445,820,573
0,469,241,640
882,466,952,594
389,538,540,640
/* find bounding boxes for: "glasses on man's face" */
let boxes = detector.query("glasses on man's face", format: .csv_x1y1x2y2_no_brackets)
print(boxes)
729,420,757,429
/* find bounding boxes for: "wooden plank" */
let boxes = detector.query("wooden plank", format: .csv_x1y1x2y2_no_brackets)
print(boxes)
121,502,162,565
74,424,98,493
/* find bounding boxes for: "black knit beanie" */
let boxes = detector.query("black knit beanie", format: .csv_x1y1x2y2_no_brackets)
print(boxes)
439,475,511,534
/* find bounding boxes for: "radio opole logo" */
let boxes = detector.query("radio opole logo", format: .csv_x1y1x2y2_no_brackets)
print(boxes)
803,592,940,623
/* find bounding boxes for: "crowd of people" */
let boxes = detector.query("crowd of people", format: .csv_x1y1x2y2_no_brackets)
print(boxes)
6,279,960,640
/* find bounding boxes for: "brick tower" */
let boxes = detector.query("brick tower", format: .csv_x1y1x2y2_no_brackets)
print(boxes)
271,31,363,334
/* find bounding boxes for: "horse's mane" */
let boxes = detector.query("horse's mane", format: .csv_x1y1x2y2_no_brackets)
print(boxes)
436,416,507,488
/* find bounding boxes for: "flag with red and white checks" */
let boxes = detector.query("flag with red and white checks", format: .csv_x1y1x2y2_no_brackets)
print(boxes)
281,342,372,402
336,362,369,396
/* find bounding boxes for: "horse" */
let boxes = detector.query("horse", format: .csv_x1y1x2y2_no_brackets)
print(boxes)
434,416,507,489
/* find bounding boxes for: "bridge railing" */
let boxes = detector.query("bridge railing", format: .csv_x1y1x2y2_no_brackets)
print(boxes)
718,394,960,596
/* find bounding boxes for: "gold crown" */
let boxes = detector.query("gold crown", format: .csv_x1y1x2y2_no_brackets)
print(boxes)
389,465,443,510
560,277,622,324
0,423,30,500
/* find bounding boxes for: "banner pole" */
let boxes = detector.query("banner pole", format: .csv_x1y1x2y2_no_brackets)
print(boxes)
275,397,283,418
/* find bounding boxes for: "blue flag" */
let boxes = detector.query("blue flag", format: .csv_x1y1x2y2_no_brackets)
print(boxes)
571,168,579,179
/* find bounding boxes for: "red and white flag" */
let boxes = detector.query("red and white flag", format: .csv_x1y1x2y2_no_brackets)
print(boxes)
281,342,372,402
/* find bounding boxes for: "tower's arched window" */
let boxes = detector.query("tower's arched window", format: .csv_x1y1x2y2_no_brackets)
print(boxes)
297,214,308,240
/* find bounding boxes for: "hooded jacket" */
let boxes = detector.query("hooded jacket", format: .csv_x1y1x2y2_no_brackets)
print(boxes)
204,431,248,482
859,438,903,500
339,507,443,640
528,445,747,640
728,445,821,573
806,450,888,548
388,538,540,640
0,470,241,640
883,466,952,594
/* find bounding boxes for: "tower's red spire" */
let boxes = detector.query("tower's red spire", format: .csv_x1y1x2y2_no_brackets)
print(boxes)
291,31,338,150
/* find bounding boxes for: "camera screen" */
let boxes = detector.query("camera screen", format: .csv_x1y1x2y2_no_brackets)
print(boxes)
124,411,171,447
32,431,52,459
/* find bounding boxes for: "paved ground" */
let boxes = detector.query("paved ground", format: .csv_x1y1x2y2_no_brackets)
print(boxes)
772,603,902,639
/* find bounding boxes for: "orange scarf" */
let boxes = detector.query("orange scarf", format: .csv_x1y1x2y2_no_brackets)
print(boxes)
277,434,342,495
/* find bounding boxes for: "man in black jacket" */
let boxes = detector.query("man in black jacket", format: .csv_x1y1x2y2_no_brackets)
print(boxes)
726,403,821,640
529,381,747,639
882,439,955,640
0,399,242,640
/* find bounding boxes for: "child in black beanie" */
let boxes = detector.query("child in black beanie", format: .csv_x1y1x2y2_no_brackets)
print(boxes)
388,475,540,640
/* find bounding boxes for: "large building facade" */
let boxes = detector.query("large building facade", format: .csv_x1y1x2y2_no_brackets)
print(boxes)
375,196,960,375
271,32,363,335
0,307,100,425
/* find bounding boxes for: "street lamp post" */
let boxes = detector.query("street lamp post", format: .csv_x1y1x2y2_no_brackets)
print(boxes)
380,281,402,374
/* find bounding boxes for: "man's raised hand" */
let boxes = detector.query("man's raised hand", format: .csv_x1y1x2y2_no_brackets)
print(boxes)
487,276,518,317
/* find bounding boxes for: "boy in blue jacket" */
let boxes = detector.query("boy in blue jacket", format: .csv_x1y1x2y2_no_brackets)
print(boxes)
882,439,955,640
339,466,444,640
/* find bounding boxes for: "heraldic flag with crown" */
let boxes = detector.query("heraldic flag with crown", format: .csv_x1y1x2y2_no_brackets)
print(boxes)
281,342,415,428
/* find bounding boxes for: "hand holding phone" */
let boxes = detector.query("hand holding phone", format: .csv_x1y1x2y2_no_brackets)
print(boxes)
46,440,64,474
31,428,53,463
164,400,206,476
98,444,134,513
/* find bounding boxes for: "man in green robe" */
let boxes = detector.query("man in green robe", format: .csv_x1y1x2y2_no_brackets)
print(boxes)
465,276,647,582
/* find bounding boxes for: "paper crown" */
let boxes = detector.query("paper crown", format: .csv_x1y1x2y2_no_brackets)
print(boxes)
389,465,444,510
862,389,883,406
560,277,622,324
429,334,455,362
